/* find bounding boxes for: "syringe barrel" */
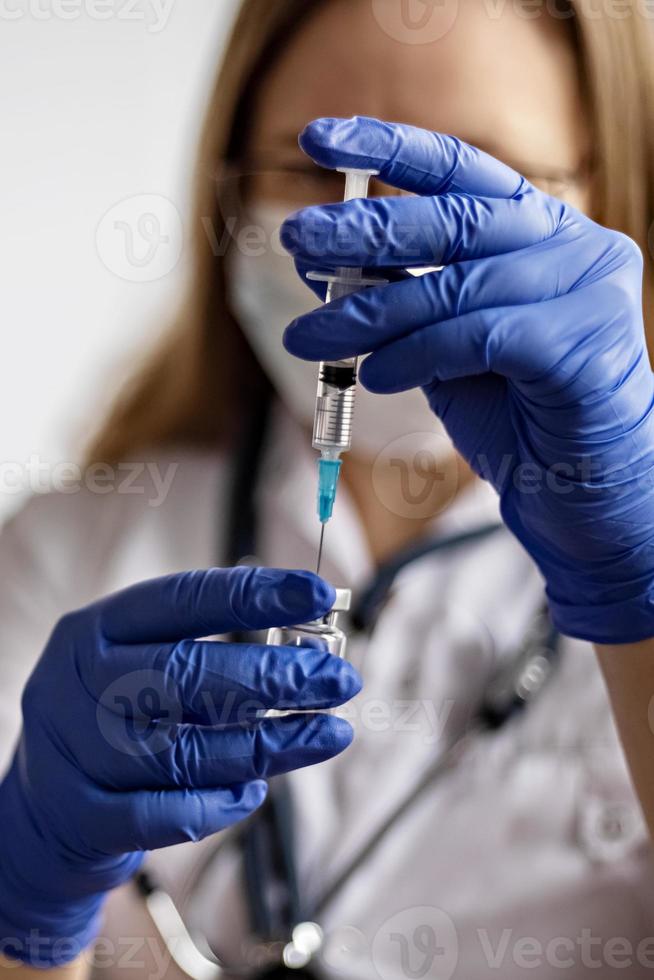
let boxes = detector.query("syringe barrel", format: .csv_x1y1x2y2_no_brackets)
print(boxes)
310,168,379,480
313,267,363,455
312,359,357,454
340,167,378,202
325,266,365,305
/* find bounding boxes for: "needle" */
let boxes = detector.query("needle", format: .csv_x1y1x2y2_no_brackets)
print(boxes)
316,524,325,576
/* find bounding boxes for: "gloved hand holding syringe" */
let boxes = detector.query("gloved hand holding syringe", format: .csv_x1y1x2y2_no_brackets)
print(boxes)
305,167,385,571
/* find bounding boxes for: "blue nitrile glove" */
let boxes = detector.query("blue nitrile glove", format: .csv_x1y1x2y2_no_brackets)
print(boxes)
282,116,654,645
0,567,360,967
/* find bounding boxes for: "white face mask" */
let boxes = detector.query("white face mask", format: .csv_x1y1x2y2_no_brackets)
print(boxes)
227,204,452,462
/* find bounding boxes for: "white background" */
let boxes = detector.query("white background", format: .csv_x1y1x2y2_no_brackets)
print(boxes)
0,0,239,519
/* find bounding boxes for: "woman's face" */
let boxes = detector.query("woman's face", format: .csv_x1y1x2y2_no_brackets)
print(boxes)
244,0,591,212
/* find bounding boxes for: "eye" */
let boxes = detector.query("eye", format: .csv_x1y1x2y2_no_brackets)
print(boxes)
240,165,348,207
524,173,577,198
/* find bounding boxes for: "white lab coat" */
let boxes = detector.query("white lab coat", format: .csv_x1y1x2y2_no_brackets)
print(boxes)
0,409,653,980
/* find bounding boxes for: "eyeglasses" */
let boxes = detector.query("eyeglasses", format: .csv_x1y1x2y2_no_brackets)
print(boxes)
229,157,592,210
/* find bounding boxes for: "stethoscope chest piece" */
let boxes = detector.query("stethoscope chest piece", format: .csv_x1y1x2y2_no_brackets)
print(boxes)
249,920,324,979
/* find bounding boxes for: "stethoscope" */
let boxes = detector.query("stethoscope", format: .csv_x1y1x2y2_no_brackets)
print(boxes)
134,395,563,979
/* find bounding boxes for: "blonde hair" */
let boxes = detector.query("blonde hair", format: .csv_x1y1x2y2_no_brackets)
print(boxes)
88,0,654,464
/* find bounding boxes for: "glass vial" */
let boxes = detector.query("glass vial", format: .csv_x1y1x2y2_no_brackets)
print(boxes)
267,587,352,660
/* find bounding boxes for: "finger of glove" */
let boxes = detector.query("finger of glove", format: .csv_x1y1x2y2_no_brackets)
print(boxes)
90,780,268,852
293,257,409,303
110,713,354,790
186,713,354,782
285,236,586,363
280,192,561,272
92,567,335,643
91,639,362,722
300,117,526,198
359,292,591,393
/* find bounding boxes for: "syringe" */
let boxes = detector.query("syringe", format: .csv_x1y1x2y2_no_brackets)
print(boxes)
306,168,382,549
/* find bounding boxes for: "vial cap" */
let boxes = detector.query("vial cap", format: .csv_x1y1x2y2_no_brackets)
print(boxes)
333,588,352,612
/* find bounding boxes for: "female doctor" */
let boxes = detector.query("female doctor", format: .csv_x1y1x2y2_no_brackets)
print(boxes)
2,1,654,978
